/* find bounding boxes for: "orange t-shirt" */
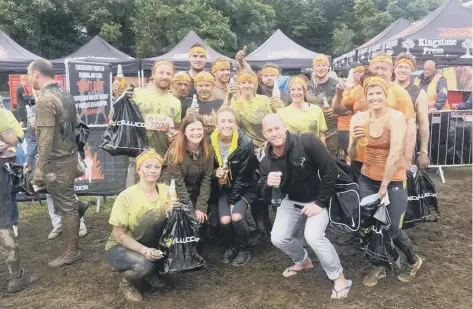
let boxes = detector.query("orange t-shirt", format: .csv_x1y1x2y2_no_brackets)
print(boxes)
339,85,368,131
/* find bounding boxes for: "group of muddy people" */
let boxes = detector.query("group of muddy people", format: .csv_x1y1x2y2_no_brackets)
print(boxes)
0,44,452,302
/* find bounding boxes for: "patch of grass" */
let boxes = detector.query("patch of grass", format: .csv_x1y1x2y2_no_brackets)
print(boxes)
18,196,116,222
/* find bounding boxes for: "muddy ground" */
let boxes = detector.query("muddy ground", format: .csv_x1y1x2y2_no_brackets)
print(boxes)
0,168,471,309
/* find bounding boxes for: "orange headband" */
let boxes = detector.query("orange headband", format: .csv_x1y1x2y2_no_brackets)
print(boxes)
289,77,307,91
370,55,393,66
188,46,208,57
313,55,329,66
211,60,230,73
262,67,280,77
153,60,174,72
394,58,415,71
363,76,388,96
237,73,258,85
353,66,365,73
194,71,215,84
172,71,191,84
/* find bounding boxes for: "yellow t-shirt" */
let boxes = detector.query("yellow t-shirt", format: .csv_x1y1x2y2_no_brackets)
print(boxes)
105,183,170,251
231,94,272,148
277,104,327,137
0,109,12,132
1,109,23,152
133,88,182,156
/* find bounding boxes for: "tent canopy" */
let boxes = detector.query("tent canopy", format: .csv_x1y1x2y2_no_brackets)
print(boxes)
359,0,472,66
141,31,233,71
51,35,139,74
0,28,40,72
246,29,319,69
333,18,411,71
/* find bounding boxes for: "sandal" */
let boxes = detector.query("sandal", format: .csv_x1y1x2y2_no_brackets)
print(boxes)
331,280,353,300
282,263,313,278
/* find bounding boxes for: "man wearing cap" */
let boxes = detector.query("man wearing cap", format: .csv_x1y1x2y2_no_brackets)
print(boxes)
307,54,340,156
182,71,223,136
333,52,417,169
211,57,231,101
394,53,430,168
126,60,181,186
172,71,192,103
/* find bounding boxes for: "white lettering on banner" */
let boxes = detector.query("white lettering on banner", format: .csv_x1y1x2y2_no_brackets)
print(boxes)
74,185,89,191
115,120,145,128
173,236,200,245
423,47,444,55
173,53,189,59
75,65,105,72
78,72,103,79
75,101,108,109
74,94,109,102
418,39,457,48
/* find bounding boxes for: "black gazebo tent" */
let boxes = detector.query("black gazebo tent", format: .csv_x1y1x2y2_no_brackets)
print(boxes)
0,28,40,72
51,36,139,74
246,29,319,69
140,31,233,71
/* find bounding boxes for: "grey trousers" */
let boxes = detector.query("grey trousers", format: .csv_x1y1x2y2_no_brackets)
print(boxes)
271,197,343,280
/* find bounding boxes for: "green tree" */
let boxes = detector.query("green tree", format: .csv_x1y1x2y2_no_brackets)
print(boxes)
332,23,357,56
132,0,237,58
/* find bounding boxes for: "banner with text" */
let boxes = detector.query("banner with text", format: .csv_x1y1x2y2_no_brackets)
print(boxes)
66,60,112,126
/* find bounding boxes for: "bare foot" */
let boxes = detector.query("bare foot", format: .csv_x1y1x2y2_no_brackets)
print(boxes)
282,257,313,277
331,275,352,299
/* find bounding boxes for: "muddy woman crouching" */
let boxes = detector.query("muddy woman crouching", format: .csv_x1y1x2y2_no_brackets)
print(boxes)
104,150,179,302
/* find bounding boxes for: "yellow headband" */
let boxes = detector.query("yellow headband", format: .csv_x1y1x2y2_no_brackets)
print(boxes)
363,76,388,97
394,58,415,71
370,55,393,66
194,71,215,84
353,66,365,73
136,151,163,171
262,67,280,77
188,46,208,57
237,73,258,85
313,55,329,66
153,60,174,72
289,77,307,91
172,71,192,83
211,60,230,73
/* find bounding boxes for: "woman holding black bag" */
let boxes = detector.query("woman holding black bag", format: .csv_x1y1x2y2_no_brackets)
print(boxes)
348,72,422,288
104,150,176,302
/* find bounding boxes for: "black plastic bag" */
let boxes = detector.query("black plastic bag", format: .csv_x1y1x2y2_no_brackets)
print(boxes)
76,121,90,159
364,222,400,270
159,206,205,274
403,170,439,229
101,94,148,157
359,194,381,230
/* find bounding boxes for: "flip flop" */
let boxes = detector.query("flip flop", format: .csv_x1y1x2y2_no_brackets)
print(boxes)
330,280,353,300
282,264,313,278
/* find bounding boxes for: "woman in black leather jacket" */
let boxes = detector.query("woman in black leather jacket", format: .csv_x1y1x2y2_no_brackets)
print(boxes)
210,106,257,267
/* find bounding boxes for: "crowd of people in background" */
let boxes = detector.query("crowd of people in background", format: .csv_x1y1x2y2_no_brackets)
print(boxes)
0,40,462,302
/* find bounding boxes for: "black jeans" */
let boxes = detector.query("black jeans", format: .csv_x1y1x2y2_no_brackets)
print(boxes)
105,245,164,280
359,175,417,265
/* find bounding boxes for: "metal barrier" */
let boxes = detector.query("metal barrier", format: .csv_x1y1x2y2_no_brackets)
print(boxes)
427,109,472,183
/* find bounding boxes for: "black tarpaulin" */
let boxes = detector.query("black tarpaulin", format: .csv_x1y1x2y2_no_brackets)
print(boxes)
51,36,139,74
